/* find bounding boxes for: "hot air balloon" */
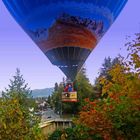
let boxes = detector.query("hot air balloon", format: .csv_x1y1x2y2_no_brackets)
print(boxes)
3,0,127,102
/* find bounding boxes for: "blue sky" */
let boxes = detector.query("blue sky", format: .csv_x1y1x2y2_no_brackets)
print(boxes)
0,0,140,90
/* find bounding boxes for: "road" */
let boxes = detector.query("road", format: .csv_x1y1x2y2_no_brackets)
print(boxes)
41,108,60,122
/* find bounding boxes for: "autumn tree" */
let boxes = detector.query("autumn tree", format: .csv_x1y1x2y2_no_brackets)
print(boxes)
77,33,140,140
0,97,44,140
0,69,44,139
100,34,140,139
93,57,121,99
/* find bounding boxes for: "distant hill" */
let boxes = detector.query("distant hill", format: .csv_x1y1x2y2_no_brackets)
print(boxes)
31,88,54,98
0,88,54,98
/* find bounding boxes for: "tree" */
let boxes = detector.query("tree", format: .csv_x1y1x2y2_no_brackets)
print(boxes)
93,57,121,99
75,67,94,108
0,97,44,140
77,33,140,140
0,68,44,139
54,82,59,92
51,83,63,114
100,57,120,78
2,68,34,110
99,34,140,139
3,68,31,94
77,99,113,140
76,67,93,98
50,67,94,115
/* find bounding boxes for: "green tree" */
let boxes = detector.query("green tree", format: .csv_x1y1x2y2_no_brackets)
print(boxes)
2,68,34,110
99,57,120,78
94,57,120,99
51,83,63,114
75,67,94,106
51,67,94,115
54,82,59,92
0,69,44,139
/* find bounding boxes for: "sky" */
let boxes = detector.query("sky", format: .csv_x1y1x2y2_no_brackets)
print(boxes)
0,0,140,91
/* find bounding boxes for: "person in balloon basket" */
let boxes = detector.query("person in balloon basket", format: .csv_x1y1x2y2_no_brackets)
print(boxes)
68,84,73,92
64,84,68,92
64,83,73,92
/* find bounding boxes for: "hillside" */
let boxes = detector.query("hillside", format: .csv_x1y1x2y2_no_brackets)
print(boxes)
31,88,54,98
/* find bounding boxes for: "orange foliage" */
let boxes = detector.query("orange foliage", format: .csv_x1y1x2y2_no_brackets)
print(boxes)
77,99,113,140
77,33,140,140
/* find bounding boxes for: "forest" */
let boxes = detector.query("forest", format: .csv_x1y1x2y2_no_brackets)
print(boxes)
48,33,140,140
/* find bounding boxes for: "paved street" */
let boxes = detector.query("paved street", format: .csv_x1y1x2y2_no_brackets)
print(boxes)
41,108,60,122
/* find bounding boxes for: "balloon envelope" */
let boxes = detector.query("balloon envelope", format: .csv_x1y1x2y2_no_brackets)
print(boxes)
3,0,127,80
